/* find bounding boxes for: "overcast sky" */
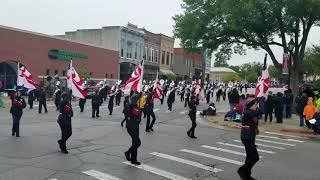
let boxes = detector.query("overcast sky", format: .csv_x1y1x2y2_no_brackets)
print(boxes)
1,0,320,66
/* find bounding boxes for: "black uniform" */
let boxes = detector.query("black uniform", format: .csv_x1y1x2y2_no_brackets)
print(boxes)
145,92,156,132
125,94,142,165
238,108,259,180
264,95,274,122
206,90,211,104
121,96,130,127
54,89,62,111
108,95,115,115
115,90,121,106
187,97,199,138
92,93,102,118
216,89,222,102
184,91,190,108
57,97,73,154
79,98,86,112
274,93,284,123
167,89,175,111
28,91,35,109
10,95,26,137
38,90,48,113
180,88,185,102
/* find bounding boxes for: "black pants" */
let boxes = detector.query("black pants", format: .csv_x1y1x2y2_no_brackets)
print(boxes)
206,96,210,104
167,102,173,111
216,96,220,102
239,138,259,178
55,101,60,111
180,95,184,102
146,109,156,130
126,122,141,162
185,100,189,108
264,112,272,122
108,107,113,115
116,98,121,106
79,104,85,112
58,122,72,151
188,113,197,137
286,105,292,118
92,105,100,117
275,108,283,123
160,98,164,105
39,101,48,113
28,100,33,109
12,115,21,136
122,114,129,127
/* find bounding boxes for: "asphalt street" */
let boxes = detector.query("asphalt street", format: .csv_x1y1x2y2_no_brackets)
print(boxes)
0,89,319,180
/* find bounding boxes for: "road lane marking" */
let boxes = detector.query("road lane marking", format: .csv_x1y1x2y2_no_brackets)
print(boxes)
180,149,243,165
123,161,191,180
233,140,286,150
154,108,159,112
150,152,222,173
264,132,307,139
256,139,296,146
258,135,304,143
82,170,122,180
180,111,186,114
217,142,276,154
201,145,246,156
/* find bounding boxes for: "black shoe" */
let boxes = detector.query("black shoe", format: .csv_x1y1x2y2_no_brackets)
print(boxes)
16,135,20,137
131,161,141,165
58,140,63,150
124,151,131,161
237,168,247,180
150,128,154,132
92,116,95,118
96,115,100,118
187,131,191,137
190,136,197,139
146,129,150,132
12,132,15,136
61,149,69,154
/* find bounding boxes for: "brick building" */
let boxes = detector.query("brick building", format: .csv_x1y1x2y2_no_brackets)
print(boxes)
0,25,119,89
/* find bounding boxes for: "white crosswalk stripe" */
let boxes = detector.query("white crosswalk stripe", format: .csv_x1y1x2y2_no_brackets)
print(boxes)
201,145,246,156
49,179,58,180
82,169,122,180
123,161,191,180
180,111,186,114
256,139,296,146
154,108,159,112
150,152,222,173
217,142,276,154
258,135,304,143
233,140,286,150
264,131,307,139
180,149,243,165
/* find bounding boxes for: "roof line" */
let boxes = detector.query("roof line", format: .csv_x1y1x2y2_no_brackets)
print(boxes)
0,24,118,51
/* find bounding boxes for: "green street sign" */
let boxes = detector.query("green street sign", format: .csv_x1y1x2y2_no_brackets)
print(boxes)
48,49,88,60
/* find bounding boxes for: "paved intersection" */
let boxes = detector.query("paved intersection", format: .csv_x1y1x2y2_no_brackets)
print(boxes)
0,91,319,180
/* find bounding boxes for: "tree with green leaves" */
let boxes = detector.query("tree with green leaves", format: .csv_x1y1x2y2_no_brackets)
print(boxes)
222,73,241,82
304,45,320,82
174,0,320,95
76,68,91,81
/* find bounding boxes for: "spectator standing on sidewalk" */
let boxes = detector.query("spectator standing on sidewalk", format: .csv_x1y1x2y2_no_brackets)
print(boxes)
303,98,317,129
283,89,294,119
295,93,308,127
264,92,275,123
274,92,284,123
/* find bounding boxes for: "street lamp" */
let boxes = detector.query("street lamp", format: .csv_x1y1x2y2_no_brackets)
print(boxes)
288,38,294,89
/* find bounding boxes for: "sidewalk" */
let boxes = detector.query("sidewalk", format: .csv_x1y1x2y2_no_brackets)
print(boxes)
199,112,320,139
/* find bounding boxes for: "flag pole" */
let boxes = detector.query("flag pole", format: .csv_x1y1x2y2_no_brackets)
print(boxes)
16,61,20,90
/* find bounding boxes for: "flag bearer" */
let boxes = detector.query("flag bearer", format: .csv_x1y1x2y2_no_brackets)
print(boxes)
238,99,260,180
124,91,142,165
